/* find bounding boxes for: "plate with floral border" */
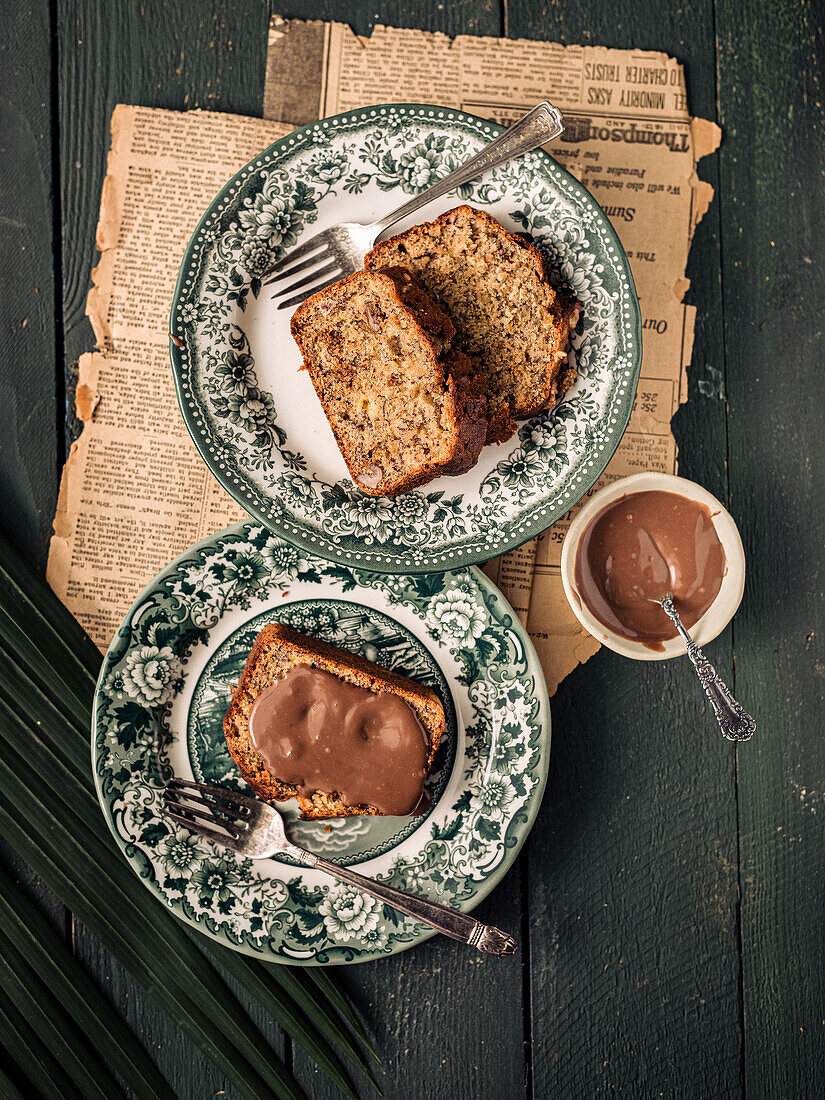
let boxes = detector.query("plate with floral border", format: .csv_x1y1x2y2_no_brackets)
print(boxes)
92,521,550,964
169,103,641,574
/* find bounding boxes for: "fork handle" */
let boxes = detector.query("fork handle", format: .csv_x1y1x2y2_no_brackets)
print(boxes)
298,850,516,955
369,101,564,238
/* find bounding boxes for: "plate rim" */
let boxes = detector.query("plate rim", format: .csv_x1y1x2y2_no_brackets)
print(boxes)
91,519,552,964
169,101,643,575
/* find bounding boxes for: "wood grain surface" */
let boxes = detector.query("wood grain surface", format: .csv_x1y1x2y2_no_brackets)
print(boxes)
0,1,822,1097
715,0,825,1095
0,0,71,1003
0,1,59,566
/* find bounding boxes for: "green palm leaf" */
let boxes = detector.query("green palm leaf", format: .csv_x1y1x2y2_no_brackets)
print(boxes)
0,1063,34,1100
199,942,373,1099
0,742,308,1100
268,964,380,1065
0,534,102,677
301,967,377,1054
0,983,81,1099
1,941,120,1099
0,864,175,1099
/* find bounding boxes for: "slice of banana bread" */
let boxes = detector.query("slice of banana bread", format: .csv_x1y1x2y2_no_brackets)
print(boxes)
290,267,487,496
365,206,581,444
223,623,445,819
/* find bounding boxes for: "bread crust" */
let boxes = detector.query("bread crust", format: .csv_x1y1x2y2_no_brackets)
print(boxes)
291,268,487,496
223,623,445,819
365,206,581,444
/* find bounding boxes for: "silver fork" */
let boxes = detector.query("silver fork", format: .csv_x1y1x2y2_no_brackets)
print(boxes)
163,777,516,955
264,101,564,310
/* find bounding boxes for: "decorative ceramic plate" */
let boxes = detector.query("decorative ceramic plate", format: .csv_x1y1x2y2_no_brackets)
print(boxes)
170,103,641,573
93,522,550,964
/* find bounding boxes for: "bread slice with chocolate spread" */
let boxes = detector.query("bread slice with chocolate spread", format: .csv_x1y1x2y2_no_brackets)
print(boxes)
290,267,487,496
364,205,581,444
223,623,445,820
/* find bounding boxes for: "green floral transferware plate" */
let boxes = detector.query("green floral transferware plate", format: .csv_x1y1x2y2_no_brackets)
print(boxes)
93,522,550,964
170,103,642,574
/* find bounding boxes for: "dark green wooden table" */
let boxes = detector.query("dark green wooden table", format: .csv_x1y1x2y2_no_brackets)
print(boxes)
2,2,823,1096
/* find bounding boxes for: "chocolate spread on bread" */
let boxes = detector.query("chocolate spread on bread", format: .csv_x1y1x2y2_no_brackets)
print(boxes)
574,489,726,643
248,664,430,816
223,623,445,820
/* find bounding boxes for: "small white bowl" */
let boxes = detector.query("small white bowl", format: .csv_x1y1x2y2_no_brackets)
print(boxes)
560,472,746,661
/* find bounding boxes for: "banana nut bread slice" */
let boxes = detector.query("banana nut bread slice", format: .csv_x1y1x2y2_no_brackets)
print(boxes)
290,267,487,496
223,623,445,819
365,206,581,445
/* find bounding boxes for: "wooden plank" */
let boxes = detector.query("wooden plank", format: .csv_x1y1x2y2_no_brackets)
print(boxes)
0,1,59,567
505,2,743,1096
715,0,825,1094
0,0,73,994
267,0,501,39
57,4,283,1096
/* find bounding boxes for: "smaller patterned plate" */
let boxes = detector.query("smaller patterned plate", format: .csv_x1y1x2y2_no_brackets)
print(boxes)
170,103,642,574
92,522,550,964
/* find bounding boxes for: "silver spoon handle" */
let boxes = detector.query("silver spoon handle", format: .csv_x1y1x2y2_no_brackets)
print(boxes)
292,848,516,955
661,596,756,741
369,101,564,237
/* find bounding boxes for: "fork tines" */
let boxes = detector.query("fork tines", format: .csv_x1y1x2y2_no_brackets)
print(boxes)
272,260,342,303
261,237,328,281
268,256,344,310
162,777,254,848
261,235,347,310
263,247,331,286
167,776,254,805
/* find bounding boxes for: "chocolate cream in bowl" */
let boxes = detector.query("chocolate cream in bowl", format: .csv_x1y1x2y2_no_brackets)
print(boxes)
249,664,429,816
574,489,727,647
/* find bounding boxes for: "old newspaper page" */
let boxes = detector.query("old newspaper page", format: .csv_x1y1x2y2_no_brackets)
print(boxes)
47,107,293,644
265,17,720,689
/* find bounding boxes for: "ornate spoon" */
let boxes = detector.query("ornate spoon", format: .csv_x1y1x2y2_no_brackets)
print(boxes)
660,594,755,741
